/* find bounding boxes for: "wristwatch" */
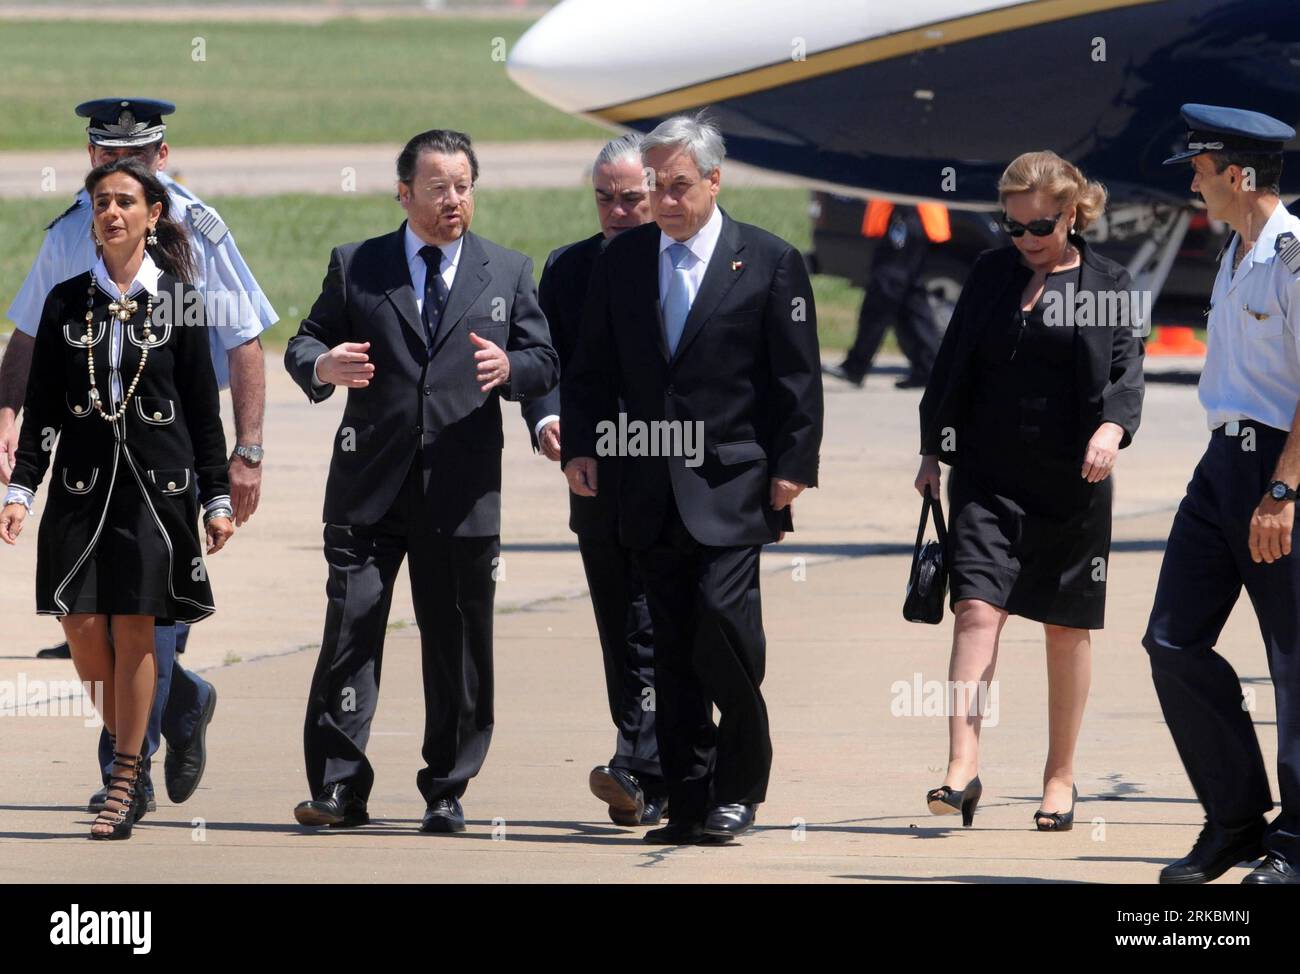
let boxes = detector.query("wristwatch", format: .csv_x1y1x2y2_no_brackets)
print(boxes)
1268,480,1297,502
233,444,264,466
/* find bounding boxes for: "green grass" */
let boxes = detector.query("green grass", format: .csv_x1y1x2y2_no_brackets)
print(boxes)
1,18,603,149
0,188,863,351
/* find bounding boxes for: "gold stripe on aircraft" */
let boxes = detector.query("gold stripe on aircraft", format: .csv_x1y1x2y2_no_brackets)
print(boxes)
591,0,1163,123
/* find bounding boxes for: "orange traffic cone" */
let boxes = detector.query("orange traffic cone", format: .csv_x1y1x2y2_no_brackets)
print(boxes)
1145,325,1206,356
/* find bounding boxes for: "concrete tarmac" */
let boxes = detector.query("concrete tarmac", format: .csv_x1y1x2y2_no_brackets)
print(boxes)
0,143,800,200
0,353,1282,883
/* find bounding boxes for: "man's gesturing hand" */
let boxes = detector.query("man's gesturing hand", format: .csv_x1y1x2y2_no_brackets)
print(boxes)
471,332,511,393
565,457,598,497
317,341,374,388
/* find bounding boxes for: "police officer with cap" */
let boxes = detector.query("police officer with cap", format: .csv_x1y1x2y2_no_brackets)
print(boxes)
1144,103,1300,884
0,97,278,812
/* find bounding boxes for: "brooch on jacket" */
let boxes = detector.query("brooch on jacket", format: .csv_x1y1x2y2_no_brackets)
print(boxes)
108,297,138,322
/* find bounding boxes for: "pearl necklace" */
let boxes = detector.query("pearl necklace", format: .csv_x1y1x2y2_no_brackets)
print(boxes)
84,280,153,423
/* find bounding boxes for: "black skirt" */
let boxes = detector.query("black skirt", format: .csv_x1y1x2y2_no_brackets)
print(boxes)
38,456,214,625
946,265,1113,629
946,462,1112,629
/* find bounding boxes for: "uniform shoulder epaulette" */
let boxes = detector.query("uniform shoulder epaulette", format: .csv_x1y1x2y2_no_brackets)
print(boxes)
186,201,228,245
1276,231,1300,275
45,197,84,230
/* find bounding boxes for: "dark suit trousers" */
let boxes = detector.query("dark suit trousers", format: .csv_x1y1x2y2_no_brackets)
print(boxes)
1143,423,1300,863
634,498,770,819
98,624,214,781
845,217,939,378
577,534,661,783
304,455,498,804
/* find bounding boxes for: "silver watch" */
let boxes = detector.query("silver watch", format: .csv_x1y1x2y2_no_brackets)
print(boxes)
233,444,264,466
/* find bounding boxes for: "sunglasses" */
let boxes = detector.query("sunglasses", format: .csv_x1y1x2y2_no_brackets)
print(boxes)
1000,212,1062,238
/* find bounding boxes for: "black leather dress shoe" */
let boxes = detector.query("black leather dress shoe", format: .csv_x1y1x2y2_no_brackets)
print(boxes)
641,793,668,826
644,819,706,844
822,363,865,387
37,641,72,659
703,803,757,839
1159,820,1265,884
294,782,369,828
421,797,466,833
589,766,645,826
164,686,217,803
1242,854,1300,884
895,374,930,390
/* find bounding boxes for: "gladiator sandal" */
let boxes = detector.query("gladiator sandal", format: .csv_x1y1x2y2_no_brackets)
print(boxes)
90,751,145,841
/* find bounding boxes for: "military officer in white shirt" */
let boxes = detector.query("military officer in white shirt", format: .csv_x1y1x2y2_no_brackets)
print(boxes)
1144,104,1300,885
0,97,277,812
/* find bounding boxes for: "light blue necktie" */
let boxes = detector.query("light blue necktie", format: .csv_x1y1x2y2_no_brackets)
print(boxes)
662,242,693,355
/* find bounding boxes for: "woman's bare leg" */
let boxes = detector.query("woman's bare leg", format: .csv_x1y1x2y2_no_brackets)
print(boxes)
107,615,157,761
943,598,1008,789
1039,623,1092,823
83,615,156,837
61,614,113,734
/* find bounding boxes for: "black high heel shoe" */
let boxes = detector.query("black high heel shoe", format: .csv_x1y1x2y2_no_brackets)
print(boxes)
1033,784,1078,832
89,751,146,841
926,775,983,827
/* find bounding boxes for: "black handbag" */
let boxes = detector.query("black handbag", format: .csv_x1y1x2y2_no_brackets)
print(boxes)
903,486,949,624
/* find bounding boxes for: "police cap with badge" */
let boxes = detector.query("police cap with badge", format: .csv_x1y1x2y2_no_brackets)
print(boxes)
75,97,175,148
1164,104,1299,273
71,97,228,245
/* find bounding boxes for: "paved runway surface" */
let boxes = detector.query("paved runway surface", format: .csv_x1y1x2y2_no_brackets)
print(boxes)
0,352,1278,883
0,143,801,200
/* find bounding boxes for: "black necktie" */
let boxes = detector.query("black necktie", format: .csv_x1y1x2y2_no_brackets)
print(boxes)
418,245,448,349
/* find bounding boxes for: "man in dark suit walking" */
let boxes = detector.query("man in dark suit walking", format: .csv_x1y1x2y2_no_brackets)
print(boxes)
522,134,667,826
562,115,824,843
285,129,557,833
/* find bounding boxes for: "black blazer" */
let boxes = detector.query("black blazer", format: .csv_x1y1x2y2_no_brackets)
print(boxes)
561,210,824,549
919,236,1144,464
12,270,229,619
13,271,229,505
521,232,621,540
284,225,558,535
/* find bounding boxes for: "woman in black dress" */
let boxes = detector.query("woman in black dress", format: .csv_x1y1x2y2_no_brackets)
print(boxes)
915,151,1144,830
0,159,234,839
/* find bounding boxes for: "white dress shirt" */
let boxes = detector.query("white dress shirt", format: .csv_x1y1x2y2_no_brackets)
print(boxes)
404,222,464,316
312,224,464,385
1199,200,1300,431
658,203,724,309
537,209,724,447
93,251,160,412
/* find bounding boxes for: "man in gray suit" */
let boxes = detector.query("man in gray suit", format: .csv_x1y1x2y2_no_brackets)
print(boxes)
284,129,558,834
